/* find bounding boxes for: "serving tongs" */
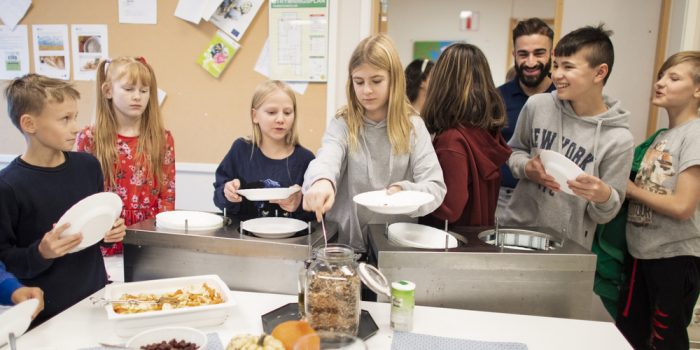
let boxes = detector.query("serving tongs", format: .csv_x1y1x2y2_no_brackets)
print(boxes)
89,296,160,307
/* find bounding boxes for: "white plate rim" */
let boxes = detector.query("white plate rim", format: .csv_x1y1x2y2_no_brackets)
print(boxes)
155,210,224,230
56,192,122,253
240,217,308,238
352,190,434,215
388,222,458,249
126,326,207,348
0,298,39,346
236,187,299,201
540,150,584,195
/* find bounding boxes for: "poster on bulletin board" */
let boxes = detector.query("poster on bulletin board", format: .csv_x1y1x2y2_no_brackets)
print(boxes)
268,0,328,82
209,0,265,42
413,41,456,61
197,30,240,78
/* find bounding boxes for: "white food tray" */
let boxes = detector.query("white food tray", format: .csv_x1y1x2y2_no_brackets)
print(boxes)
104,275,236,337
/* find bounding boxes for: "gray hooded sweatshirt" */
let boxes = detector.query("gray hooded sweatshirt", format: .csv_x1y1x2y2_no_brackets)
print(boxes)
503,91,634,250
303,115,446,253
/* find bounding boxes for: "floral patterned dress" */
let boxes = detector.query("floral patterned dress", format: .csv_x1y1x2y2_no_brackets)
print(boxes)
76,127,176,255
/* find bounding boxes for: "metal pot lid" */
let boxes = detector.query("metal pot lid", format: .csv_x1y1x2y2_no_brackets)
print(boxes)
358,263,390,298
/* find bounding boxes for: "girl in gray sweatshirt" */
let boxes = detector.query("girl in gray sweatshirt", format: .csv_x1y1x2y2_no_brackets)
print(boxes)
302,34,446,253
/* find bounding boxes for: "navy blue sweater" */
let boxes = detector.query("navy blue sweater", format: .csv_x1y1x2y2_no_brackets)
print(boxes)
213,138,315,221
0,152,108,325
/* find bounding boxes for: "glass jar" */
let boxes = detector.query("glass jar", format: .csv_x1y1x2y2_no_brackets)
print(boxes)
304,244,361,335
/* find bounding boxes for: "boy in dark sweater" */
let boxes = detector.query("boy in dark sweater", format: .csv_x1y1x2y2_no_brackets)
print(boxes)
0,74,126,326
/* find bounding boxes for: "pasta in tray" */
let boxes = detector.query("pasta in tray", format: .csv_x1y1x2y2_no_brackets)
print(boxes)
112,283,224,314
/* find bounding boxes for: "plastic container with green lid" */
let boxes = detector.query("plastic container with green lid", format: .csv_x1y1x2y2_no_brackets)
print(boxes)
391,280,415,332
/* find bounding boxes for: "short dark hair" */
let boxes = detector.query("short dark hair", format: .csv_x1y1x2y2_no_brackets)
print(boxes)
405,58,434,103
512,18,554,45
555,24,615,84
4,73,80,131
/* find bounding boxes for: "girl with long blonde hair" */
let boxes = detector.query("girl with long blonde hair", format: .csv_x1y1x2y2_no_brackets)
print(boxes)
212,80,314,221
302,34,446,253
77,56,175,256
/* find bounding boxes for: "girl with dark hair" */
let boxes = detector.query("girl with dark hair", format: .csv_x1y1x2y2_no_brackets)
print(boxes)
404,58,433,114
421,43,511,226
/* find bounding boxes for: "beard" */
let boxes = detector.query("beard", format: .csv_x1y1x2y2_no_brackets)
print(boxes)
515,59,552,88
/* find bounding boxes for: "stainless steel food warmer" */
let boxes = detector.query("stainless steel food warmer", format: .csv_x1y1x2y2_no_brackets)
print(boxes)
367,224,596,319
123,216,338,295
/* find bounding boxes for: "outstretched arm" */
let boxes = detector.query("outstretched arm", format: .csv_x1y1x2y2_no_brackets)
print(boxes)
627,166,700,220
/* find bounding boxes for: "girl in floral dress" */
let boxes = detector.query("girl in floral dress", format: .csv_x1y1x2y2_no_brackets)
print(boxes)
77,56,175,256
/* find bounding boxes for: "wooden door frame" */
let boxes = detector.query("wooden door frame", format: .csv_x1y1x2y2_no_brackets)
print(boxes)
646,0,672,136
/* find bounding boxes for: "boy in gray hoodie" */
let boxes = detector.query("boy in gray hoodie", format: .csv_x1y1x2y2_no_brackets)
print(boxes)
502,25,634,250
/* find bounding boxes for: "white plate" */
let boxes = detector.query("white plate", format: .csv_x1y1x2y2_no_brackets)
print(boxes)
539,150,584,195
0,298,39,347
236,187,299,201
56,192,122,253
388,223,458,249
353,190,434,215
127,326,207,349
104,275,236,337
240,217,308,239
156,211,224,231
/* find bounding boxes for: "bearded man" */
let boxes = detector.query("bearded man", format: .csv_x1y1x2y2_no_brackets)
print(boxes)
496,18,556,219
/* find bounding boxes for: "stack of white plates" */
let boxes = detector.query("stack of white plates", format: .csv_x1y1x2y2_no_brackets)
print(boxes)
387,223,458,249
155,211,224,231
240,217,308,239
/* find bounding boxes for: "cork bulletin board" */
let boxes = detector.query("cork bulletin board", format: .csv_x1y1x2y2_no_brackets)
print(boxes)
0,0,328,164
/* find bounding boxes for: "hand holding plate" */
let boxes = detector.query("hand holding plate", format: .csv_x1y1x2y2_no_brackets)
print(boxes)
38,223,83,259
525,155,560,191
270,185,302,212
104,217,126,243
10,287,44,319
386,184,402,195
224,179,242,203
567,173,612,203
302,179,335,222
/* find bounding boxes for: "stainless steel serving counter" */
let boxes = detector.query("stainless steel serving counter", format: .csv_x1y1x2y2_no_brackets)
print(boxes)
125,216,596,320
124,217,337,295
368,224,597,319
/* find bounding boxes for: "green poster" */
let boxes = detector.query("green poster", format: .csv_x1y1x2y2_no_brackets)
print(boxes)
413,41,456,61
197,31,240,79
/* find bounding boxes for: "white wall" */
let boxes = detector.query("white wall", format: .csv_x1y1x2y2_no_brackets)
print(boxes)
656,0,700,130
387,0,555,85
681,0,700,50
561,0,661,144
175,163,219,212
327,0,373,120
